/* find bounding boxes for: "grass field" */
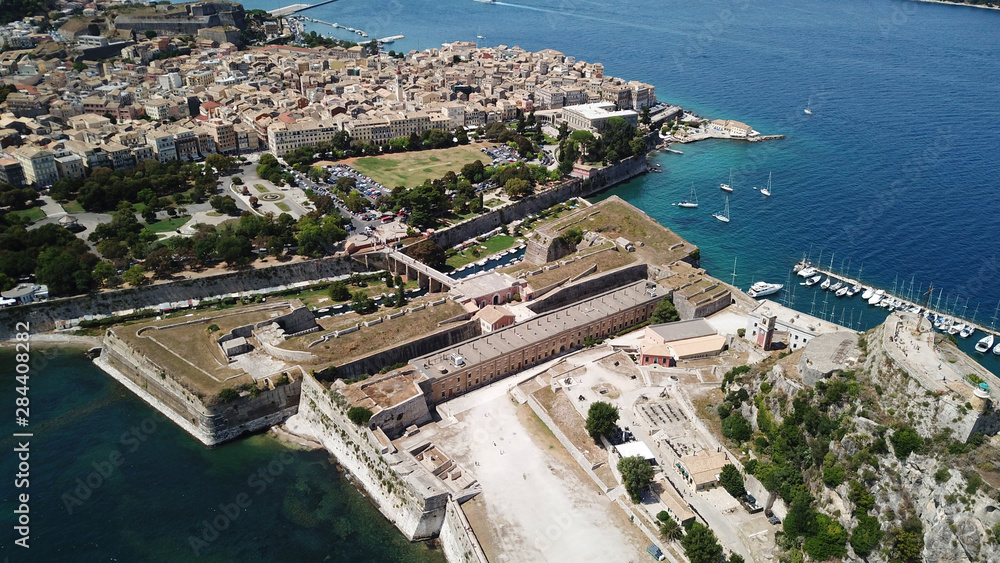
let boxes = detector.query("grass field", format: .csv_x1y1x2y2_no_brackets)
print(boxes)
61,200,85,214
253,184,269,193
275,202,291,212
147,215,191,233
345,144,492,188
6,206,45,223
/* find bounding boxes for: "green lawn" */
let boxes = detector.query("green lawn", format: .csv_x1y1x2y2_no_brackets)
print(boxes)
347,144,492,188
484,198,504,208
446,235,518,268
254,184,269,193
6,206,45,223
147,215,191,233
61,200,85,214
275,202,291,212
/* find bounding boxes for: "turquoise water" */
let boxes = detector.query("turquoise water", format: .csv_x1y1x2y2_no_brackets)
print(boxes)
0,347,445,562
10,0,999,558
256,0,1000,372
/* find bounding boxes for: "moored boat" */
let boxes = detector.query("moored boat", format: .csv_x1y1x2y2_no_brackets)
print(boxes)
868,289,885,305
975,334,995,353
805,275,822,286
821,278,832,290
960,325,975,339
861,287,875,300
747,281,784,298
836,286,849,297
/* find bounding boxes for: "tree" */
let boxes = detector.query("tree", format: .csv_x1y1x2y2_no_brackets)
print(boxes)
640,106,652,126
617,456,653,503
658,514,683,542
144,246,179,278
650,296,680,324
351,291,375,314
328,281,351,301
406,239,446,270
455,127,469,145
122,264,149,287
679,522,724,563
722,413,752,442
92,261,119,288
145,30,157,39
890,426,923,459
72,61,87,72
585,401,619,442
504,177,532,199
719,464,746,498
395,284,406,307
347,406,373,426
209,195,239,215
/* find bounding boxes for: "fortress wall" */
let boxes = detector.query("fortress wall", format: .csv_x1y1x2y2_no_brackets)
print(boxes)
294,373,450,540
99,328,301,445
0,256,359,339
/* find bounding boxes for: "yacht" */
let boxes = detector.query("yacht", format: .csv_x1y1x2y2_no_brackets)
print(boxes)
975,334,994,353
804,274,822,286
713,196,731,223
948,323,964,336
747,282,784,298
960,325,975,339
993,342,1000,356
836,286,849,297
721,169,734,193
821,277,832,290
861,287,875,300
849,284,863,296
868,289,885,305
761,172,772,197
804,109,813,115
677,184,699,208
797,266,818,278
829,281,844,292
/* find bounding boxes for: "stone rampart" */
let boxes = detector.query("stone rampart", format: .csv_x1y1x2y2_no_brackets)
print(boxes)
326,320,480,379
293,374,450,540
427,154,648,252
526,263,650,315
100,329,301,445
440,498,488,563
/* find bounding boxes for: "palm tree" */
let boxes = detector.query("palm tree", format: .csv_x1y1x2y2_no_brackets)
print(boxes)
659,516,683,542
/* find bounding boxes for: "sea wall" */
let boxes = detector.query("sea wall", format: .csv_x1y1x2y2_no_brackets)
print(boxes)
428,154,649,251
100,329,301,445
439,498,489,563
0,256,360,338
293,373,450,540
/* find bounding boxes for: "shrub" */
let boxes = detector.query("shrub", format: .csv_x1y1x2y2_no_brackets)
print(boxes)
934,467,951,483
218,388,239,402
722,413,753,442
347,406,373,426
890,426,923,459
822,465,846,488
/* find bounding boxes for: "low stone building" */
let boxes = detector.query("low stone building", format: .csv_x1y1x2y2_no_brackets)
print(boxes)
639,319,727,367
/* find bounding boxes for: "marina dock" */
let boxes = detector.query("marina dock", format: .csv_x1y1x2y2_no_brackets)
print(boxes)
301,16,369,38
269,0,340,17
792,260,999,344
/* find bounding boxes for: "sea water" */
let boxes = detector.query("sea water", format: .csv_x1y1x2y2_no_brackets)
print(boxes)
30,0,1000,556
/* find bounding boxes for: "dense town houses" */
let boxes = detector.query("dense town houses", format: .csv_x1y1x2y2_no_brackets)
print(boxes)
1,7,656,185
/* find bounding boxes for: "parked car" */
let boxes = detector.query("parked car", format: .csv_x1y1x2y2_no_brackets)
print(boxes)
646,545,665,561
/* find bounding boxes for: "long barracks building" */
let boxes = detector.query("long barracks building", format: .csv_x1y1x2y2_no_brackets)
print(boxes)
412,279,666,404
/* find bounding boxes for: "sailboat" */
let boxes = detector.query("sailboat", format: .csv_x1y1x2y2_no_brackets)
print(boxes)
804,109,812,115
761,172,772,197
677,184,698,208
713,196,730,223
720,169,733,193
